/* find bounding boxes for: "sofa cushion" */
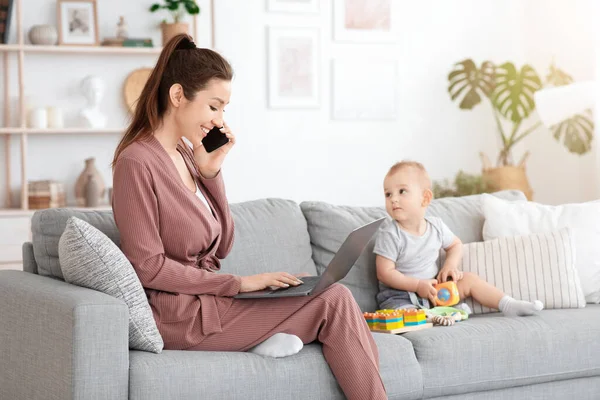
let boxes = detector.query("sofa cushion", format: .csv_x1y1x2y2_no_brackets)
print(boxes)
427,189,526,243
300,190,527,312
402,305,600,398
460,228,585,314
31,198,317,280
32,209,119,280
221,198,318,277
58,217,163,353
129,333,422,400
482,194,600,303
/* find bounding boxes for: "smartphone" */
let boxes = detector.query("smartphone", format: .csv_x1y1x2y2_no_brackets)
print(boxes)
202,126,229,153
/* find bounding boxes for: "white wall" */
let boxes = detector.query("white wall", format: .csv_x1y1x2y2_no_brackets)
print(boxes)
0,0,596,209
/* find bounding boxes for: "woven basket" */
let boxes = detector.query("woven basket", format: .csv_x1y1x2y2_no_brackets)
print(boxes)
480,152,533,200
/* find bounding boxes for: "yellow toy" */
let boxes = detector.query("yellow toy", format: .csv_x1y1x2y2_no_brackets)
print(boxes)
364,310,404,330
364,309,433,334
403,309,427,326
434,281,460,307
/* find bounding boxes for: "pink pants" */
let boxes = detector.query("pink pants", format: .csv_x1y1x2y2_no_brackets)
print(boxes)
187,284,388,400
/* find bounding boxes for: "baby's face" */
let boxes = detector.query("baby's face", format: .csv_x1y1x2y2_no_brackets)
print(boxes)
383,168,426,222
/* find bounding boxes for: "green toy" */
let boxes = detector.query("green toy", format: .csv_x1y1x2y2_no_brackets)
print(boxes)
426,306,469,324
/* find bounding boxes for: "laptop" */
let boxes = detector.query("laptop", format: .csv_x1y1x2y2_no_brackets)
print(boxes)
234,217,386,299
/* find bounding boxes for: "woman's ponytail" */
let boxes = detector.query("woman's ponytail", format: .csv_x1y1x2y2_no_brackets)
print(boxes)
112,34,233,168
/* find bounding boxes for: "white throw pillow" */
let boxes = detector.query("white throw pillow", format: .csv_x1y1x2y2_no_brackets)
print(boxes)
482,194,600,303
460,228,585,314
58,217,164,353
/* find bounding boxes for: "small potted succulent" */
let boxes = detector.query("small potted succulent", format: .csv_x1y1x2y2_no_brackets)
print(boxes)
149,0,200,45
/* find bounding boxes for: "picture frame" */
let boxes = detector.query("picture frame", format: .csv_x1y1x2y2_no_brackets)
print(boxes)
267,27,320,109
333,0,397,43
267,0,319,14
331,59,398,120
57,0,99,46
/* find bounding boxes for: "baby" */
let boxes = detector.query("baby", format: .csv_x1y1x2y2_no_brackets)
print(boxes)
374,161,544,316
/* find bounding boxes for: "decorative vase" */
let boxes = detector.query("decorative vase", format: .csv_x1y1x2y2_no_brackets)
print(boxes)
28,25,58,45
161,22,189,46
480,152,533,200
85,174,100,208
75,158,106,207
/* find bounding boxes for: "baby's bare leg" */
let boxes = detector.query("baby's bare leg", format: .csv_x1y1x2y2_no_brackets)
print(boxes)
457,272,543,316
456,272,504,309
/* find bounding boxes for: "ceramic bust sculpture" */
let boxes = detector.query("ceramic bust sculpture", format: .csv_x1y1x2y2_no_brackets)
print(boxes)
79,75,107,129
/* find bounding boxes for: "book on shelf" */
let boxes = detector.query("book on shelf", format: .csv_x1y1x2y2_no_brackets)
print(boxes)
101,37,154,48
28,180,66,210
0,0,14,44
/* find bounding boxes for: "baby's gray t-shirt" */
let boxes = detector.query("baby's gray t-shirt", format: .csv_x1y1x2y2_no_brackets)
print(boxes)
373,217,456,306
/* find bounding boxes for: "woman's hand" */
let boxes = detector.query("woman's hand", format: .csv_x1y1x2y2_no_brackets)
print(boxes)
239,272,304,293
193,121,236,179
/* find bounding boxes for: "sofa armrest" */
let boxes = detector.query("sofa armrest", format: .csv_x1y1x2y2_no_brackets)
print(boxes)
0,270,129,400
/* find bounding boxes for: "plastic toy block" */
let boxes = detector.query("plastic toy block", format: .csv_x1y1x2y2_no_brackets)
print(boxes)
434,281,460,307
363,312,378,329
377,312,404,330
365,310,405,330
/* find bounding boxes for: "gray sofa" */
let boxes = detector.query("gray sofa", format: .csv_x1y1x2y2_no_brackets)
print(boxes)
1,190,599,400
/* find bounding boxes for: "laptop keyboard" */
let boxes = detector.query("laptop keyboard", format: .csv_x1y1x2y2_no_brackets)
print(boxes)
272,276,319,294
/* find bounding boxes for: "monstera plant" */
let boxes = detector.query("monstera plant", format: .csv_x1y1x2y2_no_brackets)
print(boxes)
447,59,593,199
448,59,593,166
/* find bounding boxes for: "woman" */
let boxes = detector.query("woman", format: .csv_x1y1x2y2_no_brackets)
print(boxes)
111,34,387,400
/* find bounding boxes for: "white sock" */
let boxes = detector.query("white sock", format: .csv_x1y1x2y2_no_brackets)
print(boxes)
248,333,303,358
499,295,544,317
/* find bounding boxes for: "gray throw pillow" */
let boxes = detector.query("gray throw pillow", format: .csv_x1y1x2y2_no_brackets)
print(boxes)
58,217,163,353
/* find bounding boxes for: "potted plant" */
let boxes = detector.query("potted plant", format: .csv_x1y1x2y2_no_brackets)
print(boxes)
149,0,200,46
433,170,490,199
447,59,593,200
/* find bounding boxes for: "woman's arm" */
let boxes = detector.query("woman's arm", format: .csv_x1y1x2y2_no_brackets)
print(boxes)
197,171,234,259
112,157,241,296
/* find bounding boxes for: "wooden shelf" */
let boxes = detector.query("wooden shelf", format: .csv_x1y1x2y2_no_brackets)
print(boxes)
0,44,161,55
0,205,112,217
0,127,123,135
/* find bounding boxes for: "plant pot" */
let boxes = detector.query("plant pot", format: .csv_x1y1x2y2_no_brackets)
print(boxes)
480,152,533,200
161,22,189,46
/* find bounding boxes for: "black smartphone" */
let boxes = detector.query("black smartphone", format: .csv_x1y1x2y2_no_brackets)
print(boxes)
202,126,229,153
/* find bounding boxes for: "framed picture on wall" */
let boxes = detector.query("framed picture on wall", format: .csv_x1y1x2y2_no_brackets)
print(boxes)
57,0,99,46
333,0,397,42
267,0,319,13
267,27,320,108
331,59,398,120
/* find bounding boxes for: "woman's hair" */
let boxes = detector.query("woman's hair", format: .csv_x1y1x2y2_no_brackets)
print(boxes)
111,34,234,167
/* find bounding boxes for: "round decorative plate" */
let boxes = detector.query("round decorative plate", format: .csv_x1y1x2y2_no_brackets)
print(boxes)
123,68,153,114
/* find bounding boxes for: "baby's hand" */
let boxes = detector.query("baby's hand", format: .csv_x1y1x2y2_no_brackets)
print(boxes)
437,268,464,283
417,279,438,304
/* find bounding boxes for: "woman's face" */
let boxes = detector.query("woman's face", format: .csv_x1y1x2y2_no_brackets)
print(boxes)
175,78,231,147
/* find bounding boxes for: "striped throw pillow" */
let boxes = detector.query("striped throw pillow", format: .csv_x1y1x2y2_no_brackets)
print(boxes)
459,228,585,314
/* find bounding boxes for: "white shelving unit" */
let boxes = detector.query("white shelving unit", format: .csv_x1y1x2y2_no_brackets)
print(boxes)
0,0,202,216
0,44,163,55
